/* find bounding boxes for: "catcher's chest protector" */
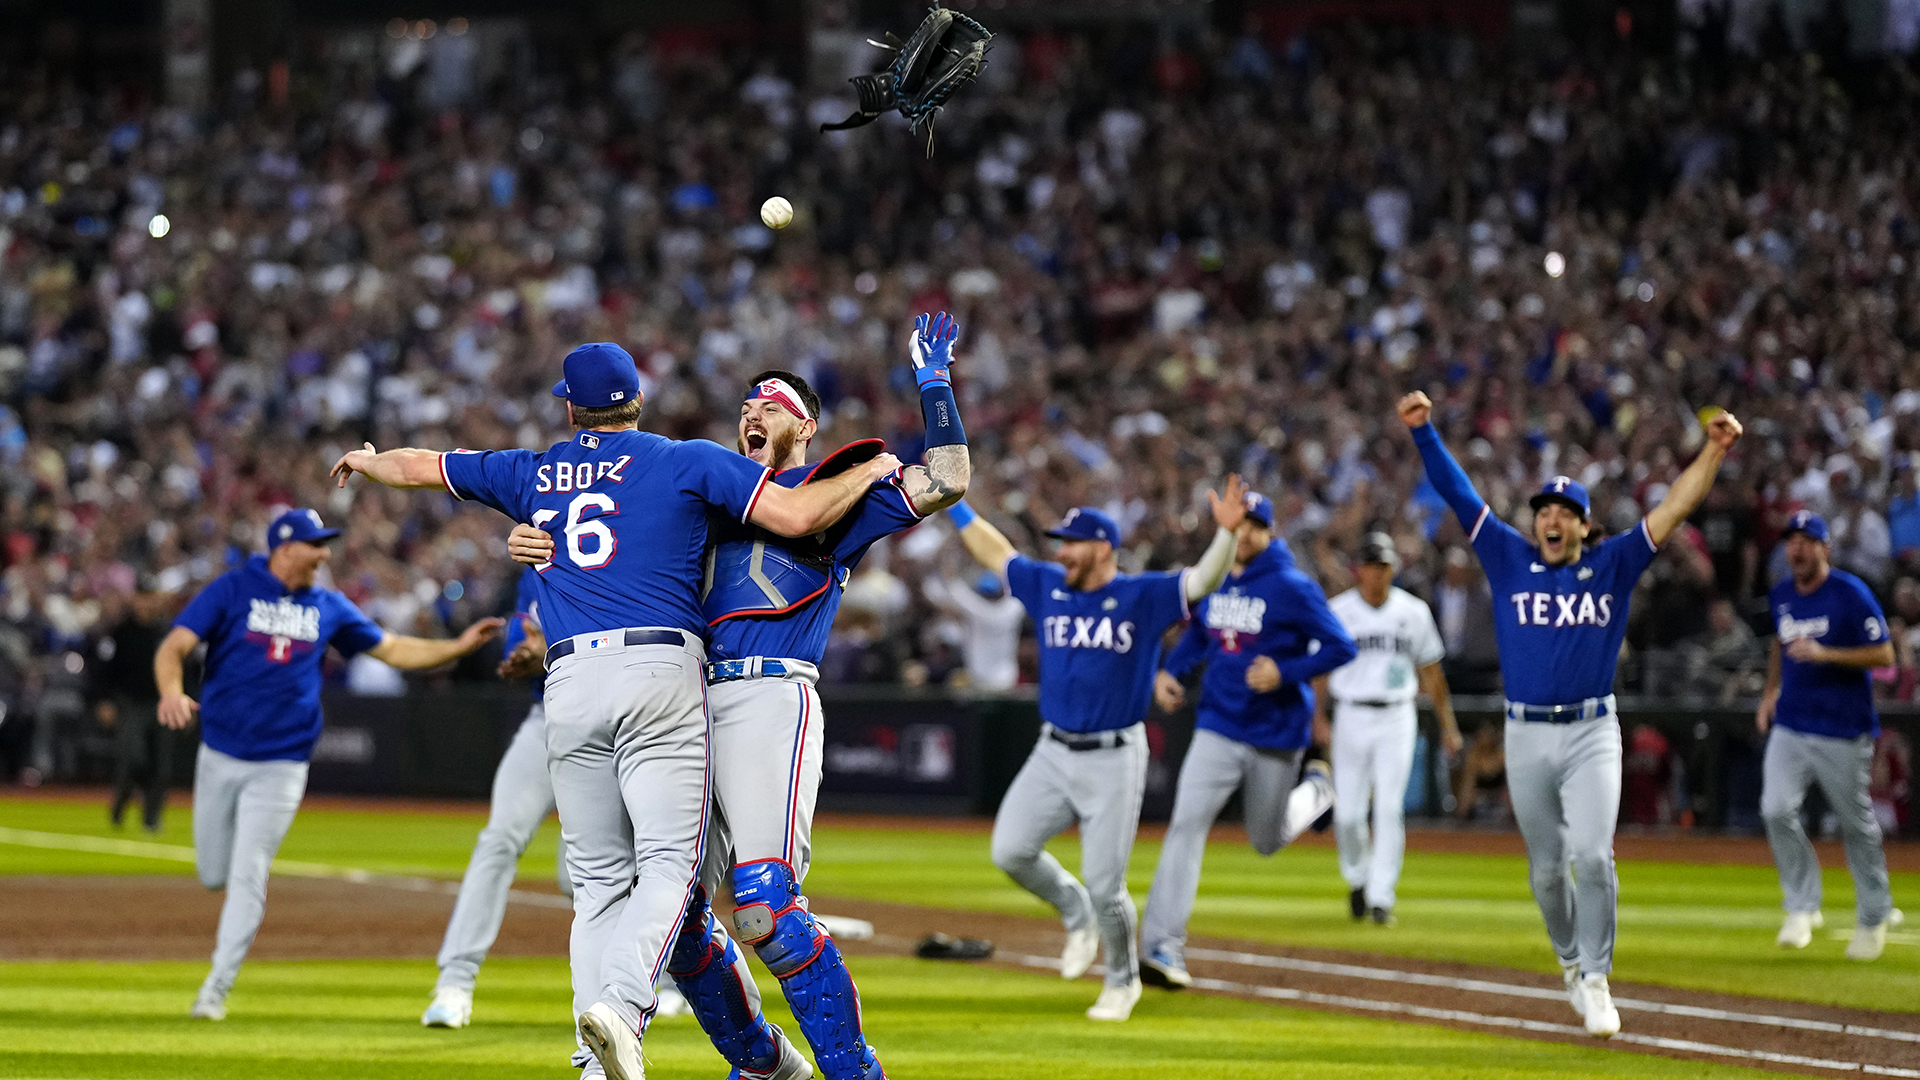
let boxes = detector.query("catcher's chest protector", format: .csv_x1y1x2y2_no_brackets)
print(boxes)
820,4,993,155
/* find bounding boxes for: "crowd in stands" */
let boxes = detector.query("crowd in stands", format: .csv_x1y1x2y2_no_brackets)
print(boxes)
1,15,1917,823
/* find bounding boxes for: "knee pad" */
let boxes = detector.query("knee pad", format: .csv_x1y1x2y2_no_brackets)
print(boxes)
666,886,779,1069
732,861,879,1080
730,860,827,977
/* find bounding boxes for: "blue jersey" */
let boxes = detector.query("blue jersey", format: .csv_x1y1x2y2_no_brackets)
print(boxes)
708,470,923,664
502,566,545,702
1770,569,1887,739
174,555,386,762
442,430,770,642
1413,425,1658,705
1006,556,1189,733
1163,541,1357,750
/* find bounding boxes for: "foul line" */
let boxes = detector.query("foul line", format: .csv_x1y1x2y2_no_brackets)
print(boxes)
1010,950,1920,1078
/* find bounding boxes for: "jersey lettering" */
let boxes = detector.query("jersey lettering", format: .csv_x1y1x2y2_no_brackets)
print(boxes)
536,464,552,493
1043,615,1136,654
246,598,321,642
1778,612,1830,642
1508,591,1613,627
1352,632,1417,654
1205,593,1267,635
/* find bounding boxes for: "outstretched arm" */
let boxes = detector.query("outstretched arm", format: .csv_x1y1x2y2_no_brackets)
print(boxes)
750,454,901,537
1645,410,1744,546
947,502,1017,573
897,311,972,514
1184,474,1250,602
366,617,506,670
1398,392,1490,532
331,443,449,490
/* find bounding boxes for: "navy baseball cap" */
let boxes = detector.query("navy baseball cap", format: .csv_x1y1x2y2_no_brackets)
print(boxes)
1529,475,1591,520
551,342,641,408
1358,531,1400,568
268,508,341,549
1046,507,1121,545
1244,492,1275,529
1783,509,1830,543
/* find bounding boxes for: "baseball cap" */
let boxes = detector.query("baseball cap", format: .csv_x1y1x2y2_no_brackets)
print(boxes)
1046,507,1121,545
1243,492,1275,528
551,342,641,409
1357,531,1400,569
1528,475,1591,520
1783,509,1830,543
268,508,341,549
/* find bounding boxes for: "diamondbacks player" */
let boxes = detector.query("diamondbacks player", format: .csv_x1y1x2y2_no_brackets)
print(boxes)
1757,511,1904,960
1400,391,1741,1038
947,481,1246,1022
1138,493,1357,990
332,342,896,1080
1316,532,1461,926
152,509,504,1021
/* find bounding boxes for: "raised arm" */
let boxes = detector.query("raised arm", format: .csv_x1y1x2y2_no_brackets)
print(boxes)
749,453,901,537
899,445,972,515
1398,392,1489,530
946,502,1017,573
365,617,506,670
154,626,201,729
1644,410,1744,546
896,311,972,514
1185,474,1249,602
330,443,449,490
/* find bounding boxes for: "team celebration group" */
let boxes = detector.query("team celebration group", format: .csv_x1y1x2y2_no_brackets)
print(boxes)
154,315,1901,1078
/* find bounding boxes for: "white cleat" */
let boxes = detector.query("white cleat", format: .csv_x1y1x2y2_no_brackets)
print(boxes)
1560,960,1585,1019
422,985,472,1028
652,985,691,1019
1579,974,1620,1038
1060,926,1101,981
1282,760,1336,843
188,989,227,1021
1776,910,1823,950
578,1001,645,1080
1085,979,1143,1022
1846,909,1904,962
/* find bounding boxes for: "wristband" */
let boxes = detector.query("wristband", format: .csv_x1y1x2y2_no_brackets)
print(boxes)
919,381,967,448
947,500,978,529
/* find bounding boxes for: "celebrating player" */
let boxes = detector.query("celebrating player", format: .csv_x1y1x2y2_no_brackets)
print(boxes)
1317,532,1461,926
152,509,505,1021
1398,390,1741,1039
1757,511,1904,960
1136,492,1356,990
511,311,969,1080
331,342,897,1080
946,480,1245,1022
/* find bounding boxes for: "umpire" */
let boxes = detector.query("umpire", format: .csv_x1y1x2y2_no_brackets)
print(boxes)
1757,511,1904,960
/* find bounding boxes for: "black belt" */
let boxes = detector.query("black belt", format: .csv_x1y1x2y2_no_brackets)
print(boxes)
1342,699,1399,709
545,628,687,668
1047,727,1129,751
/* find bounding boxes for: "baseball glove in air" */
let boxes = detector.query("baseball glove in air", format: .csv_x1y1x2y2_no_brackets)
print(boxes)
820,4,992,156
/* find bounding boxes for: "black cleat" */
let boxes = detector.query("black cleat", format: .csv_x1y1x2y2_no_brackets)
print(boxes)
1349,888,1366,921
1369,906,1397,927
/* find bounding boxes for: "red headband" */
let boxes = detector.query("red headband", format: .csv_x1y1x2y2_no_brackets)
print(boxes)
747,378,812,421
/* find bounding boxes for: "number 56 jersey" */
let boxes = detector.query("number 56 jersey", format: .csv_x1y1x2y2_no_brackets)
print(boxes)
442,430,772,643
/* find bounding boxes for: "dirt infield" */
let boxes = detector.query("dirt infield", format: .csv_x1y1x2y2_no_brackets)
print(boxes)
4,873,1915,1078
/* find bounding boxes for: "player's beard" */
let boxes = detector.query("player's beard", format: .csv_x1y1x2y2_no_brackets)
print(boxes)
740,423,801,469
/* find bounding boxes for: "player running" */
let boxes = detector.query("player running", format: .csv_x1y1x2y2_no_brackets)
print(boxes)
1137,492,1356,990
1757,510,1904,960
1317,532,1461,926
1398,390,1741,1039
947,480,1246,1022
152,509,504,1021
331,342,896,1080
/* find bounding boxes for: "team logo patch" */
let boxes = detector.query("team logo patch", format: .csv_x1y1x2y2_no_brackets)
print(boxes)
1103,597,1117,611
1578,567,1594,580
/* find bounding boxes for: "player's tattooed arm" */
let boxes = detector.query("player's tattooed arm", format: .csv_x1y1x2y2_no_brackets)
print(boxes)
900,444,972,515
330,443,450,491
1645,409,1744,546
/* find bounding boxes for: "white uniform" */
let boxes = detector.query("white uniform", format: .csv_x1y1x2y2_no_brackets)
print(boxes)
1326,586,1445,911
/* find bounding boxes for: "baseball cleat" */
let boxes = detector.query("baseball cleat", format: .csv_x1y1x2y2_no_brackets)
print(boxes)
421,985,472,1028
188,989,227,1021
1561,960,1585,1019
1776,910,1822,949
1368,906,1396,927
1846,909,1904,962
652,985,691,1019
578,1001,645,1080
1283,760,1337,842
1138,947,1192,990
1579,974,1620,1038
1085,978,1143,1022
1059,925,1100,981
1349,888,1366,921
727,1023,815,1080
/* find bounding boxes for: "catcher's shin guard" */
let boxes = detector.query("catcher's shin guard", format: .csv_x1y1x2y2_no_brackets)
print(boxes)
732,860,884,1080
667,886,783,1070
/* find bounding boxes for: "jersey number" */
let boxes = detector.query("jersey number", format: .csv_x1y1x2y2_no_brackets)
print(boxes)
561,493,618,569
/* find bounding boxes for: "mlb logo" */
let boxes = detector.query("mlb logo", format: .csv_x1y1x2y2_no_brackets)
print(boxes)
587,634,615,651
580,433,601,449
609,391,625,401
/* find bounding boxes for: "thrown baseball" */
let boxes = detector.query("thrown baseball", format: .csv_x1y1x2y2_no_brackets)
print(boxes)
761,196,794,230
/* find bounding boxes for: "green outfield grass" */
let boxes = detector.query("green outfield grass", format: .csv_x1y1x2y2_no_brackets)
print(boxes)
0,955,1775,1080
2,795,1914,1015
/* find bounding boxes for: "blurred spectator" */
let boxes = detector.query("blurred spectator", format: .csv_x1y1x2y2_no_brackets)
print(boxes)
94,592,174,830
1621,723,1679,827
1871,728,1912,834
923,571,1026,690
1433,547,1500,694
1452,723,1508,822
1887,462,1920,564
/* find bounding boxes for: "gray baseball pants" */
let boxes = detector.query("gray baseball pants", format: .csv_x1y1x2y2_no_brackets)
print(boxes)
192,743,308,1000
435,703,573,995
1504,716,1621,976
1140,728,1303,959
991,723,1147,988
543,630,711,1041
1761,726,1894,927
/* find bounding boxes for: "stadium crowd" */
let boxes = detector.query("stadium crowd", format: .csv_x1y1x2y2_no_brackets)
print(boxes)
0,16,1916,824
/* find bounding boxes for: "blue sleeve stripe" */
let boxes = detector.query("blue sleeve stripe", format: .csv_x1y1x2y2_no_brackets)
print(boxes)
1468,505,1489,542
741,468,773,524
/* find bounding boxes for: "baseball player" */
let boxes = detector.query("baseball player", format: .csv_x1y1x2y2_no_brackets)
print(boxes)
1757,510,1904,959
507,313,971,1080
1137,493,1357,989
151,509,504,1021
945,479,1247,1022
1317,532,1461,926
1399,390,1742,1039
331,342,897,1080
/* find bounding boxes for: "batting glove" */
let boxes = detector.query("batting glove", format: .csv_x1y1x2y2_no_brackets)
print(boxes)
910,311,959,389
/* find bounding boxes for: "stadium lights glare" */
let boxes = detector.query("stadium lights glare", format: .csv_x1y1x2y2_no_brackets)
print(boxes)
1544,251,1565,278
147,214,171,239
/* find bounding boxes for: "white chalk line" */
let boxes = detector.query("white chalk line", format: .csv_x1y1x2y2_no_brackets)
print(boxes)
1007,950,1920,1077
